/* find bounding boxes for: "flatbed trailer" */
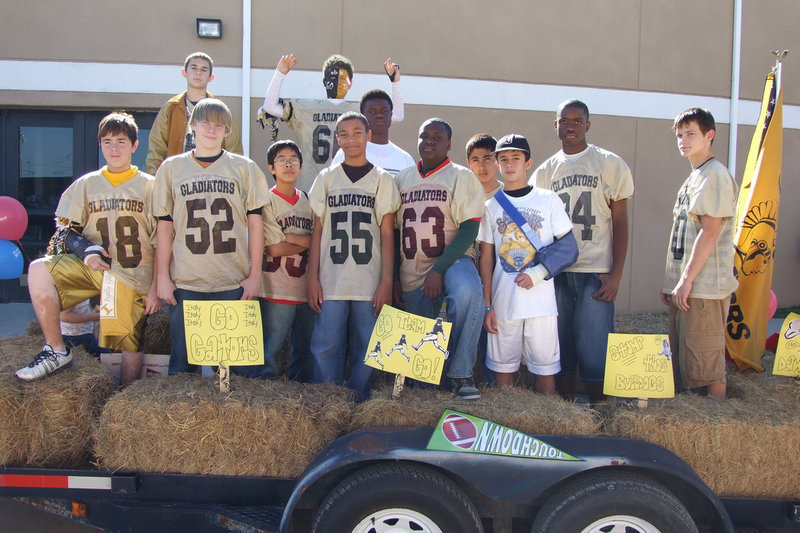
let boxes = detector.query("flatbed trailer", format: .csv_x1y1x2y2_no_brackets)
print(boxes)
2,426,799,532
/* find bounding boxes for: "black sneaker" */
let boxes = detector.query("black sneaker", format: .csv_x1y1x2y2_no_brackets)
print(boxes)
452,377,480,400
15,345,73,381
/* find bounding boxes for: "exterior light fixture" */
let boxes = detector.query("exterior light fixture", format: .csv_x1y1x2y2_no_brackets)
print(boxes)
196,18,222,39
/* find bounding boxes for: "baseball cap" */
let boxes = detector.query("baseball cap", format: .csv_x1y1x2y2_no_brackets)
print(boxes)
493,134,531,155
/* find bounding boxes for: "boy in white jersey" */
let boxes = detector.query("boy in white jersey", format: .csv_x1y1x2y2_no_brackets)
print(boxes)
394,118,486,400
532,99,634,404
16,112,159,385
258,54,405,191
237,140,315,381
146,52,243,175
662,108,738,399
332,89,415,176
479,134,576,393
307,112,400,401
154,99,269,375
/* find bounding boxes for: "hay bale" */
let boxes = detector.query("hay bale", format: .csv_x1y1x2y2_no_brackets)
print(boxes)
615,312,669,334
94,375,355,477
139,307,171,354
0,334,114,467
603,392,800,499
350,385,602,436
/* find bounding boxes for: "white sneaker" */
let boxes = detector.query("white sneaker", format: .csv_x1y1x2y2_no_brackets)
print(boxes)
15,345,73,381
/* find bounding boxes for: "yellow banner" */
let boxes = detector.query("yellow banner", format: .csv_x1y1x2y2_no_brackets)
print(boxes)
603,333,675,398
773,313,800,377
184,300,264,366
363,305,450,384
726,63,783,371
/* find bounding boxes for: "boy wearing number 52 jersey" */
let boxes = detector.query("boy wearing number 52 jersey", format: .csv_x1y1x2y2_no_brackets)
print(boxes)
532,100,634,404
154,99,270,375
307,112,400,401
16,112,159,386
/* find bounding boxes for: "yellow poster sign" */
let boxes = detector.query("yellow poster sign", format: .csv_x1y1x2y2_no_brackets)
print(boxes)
363,305,451,384
773,313,800,377
184,300,264,366
603,333,675,398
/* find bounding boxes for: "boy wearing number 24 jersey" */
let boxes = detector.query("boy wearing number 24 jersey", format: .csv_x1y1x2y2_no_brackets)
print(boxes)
16,112,159,386
154,99,270,375
307,112,400,401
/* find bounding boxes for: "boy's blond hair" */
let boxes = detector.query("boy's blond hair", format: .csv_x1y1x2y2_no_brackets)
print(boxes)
190,98,232,134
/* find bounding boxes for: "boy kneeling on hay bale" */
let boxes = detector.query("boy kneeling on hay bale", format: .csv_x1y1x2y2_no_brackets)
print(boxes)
17,112,160,385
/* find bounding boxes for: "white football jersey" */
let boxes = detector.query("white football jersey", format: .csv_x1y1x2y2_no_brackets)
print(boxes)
57,167,156,294
308,164,400,301
261,189,314,302
532,145,633,273
153,151,270,292
394,160,485,291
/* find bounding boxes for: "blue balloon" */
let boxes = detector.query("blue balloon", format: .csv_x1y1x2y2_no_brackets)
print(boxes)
0,239,23,280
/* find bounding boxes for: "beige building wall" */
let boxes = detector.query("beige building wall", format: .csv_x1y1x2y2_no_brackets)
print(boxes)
1,0,797,313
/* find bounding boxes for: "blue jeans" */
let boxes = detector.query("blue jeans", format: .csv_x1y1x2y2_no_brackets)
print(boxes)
402,256,484,380
555,272,614,384
310,299,377,401
234,300,315,381
167,287,244,375
64,333,112,358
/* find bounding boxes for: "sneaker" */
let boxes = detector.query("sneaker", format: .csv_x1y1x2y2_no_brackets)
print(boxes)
15,345,73,382
452,377,481,401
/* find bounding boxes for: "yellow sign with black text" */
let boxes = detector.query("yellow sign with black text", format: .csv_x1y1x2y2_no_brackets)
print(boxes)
363,305,450,384
773,313,800,377
184,300,264,366
603,333,675,398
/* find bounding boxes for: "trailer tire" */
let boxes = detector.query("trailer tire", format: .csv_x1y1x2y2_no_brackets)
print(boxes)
530,472,698,533
311,463,483,533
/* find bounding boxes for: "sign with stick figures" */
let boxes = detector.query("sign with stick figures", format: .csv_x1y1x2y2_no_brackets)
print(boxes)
364,305,451,384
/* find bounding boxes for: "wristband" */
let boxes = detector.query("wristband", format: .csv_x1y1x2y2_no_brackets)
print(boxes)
484,306,493,313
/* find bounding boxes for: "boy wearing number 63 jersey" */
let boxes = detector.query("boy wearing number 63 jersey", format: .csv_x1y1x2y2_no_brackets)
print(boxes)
154,99,270,375
394,118,486,401
307,112,400,401
16,112,159,385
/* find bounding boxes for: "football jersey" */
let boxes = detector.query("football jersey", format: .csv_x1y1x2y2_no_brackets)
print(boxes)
56,167,156,294
532,144,633,273
308,164,400,301
261,188,314,302
153,151,270,292
478,188,573,320
332,141,415,177
394,160,485,292
279,98,358,192
663,158,738,299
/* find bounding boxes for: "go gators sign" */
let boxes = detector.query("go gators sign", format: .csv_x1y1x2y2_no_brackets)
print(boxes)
427,410,579,461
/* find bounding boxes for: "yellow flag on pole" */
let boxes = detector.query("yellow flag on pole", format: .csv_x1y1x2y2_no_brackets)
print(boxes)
725,60,783,370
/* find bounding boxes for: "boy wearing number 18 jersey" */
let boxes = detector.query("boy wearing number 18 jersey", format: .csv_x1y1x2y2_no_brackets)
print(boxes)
307,112,400,401
16,112,159,385
154,99,270,375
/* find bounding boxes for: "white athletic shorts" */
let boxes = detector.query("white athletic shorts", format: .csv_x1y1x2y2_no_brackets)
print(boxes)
487,315,561,375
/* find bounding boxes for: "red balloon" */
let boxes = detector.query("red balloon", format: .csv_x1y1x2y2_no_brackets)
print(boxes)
769,290,777,319
0,196,28,241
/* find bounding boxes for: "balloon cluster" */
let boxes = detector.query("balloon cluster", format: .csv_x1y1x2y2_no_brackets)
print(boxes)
0,196,28,280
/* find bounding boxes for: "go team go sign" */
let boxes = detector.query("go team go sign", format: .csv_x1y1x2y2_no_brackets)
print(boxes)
428,410,579,461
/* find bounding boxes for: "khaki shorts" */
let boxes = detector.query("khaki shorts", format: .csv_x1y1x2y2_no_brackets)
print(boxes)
668,297,729,389
45,254,146,352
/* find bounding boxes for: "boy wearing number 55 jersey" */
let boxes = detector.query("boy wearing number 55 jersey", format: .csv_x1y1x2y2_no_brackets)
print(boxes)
532,99,633,404
307,112,400,401
16,112,159,386
154,99,270,375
